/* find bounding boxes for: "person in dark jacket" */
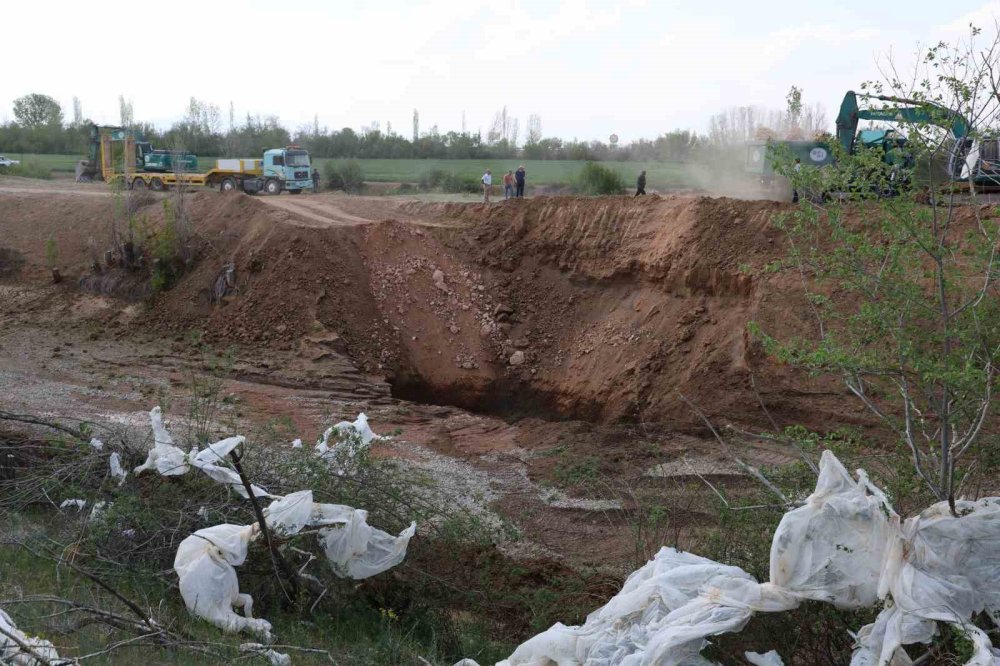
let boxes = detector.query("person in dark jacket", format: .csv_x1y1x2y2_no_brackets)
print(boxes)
635,170,646,196
514,165,526,197
312,168,320,192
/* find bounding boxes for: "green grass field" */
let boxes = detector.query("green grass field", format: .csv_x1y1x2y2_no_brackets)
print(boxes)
7,154,705,191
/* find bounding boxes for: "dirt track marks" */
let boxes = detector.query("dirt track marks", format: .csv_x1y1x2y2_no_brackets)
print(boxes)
259,196,374,227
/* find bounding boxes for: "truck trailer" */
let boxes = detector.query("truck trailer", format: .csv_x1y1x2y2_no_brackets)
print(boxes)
80,126,313,195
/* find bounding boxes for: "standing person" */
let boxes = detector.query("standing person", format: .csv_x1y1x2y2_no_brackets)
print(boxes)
792,158,801,203
482,169,492,203
312,167,320,193
635,170,647,196
514,164,526,198
503,170,515,200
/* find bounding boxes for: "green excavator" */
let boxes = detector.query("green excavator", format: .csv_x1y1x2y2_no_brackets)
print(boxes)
75,125,197,182
748,90,1000,192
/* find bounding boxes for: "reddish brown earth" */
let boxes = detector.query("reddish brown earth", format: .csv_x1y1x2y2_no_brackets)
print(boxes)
0,177,886,566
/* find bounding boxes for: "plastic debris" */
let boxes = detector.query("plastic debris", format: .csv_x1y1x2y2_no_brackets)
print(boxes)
134,407,190,476
132,409,269,497
291,438,303,448
173,523,273,639
189,436,270,499
58,499,86,511
315,413,379,460
312,502,416,579
89,501,108,522
455,450,1000,666
0,608,62,665
174,485,415,640
88,437,103,450
745,651,784,666
240,643,292,666
109,452,127,485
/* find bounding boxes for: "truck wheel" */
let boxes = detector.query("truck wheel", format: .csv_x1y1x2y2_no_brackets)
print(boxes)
264,178,282,195
131,178,146,190
288,189,302,195
220,177,237,193
150,177,165,191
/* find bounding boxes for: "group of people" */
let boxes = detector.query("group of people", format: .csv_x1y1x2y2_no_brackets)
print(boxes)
481,166,526,202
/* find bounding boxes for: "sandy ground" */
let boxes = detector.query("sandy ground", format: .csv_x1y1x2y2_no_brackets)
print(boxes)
0,177,821,567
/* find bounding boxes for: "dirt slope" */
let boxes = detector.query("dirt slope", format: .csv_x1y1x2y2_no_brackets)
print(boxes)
0,185,861,431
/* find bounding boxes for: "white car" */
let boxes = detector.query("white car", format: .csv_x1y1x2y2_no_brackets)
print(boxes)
0,156,20,168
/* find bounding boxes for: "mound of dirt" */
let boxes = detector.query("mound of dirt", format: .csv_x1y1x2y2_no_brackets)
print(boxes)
0,186,867,431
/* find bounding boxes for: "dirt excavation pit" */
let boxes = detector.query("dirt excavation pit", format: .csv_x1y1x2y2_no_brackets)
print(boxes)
0,182,879,568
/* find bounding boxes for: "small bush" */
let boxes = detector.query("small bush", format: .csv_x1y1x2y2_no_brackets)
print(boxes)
419,168,447,190
44,237,58,269
2,159,52,180
575,162,625,195
441,172,481,193
322,160,365,193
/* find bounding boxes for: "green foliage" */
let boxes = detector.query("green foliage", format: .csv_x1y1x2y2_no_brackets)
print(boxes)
149,199,183,292
553,454,600,486
43,237,58,269
322,159,365,193
12,93,63,128
441,172,481,193
575,161,626,195
759,84,1000,509
418,168,447,189
1,159,52,179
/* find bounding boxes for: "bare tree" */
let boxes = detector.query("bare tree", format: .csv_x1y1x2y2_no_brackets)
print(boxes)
527,113,542,144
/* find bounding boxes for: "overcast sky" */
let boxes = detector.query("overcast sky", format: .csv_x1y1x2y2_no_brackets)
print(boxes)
3,0,999,142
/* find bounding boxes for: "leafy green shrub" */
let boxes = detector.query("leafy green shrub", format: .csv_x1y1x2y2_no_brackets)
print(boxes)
43,237,58,269
149,199,183,292
419,168,447,190
2,159,52,180
441,172,481,193
575,161,625,195
323,160,365,193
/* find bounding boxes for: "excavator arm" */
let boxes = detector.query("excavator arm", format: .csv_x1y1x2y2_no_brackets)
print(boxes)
836,91,971,153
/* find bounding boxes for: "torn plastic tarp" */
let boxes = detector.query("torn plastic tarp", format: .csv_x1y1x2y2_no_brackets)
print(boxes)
109,452,127,485
132,408,270,498
58,499,86,511
240,642,292,666
0,608,62,665
174,523,273,639
175,491,415,640
456,451,1000,666
190,436,271,499
134,407,189,476
315,413,379,460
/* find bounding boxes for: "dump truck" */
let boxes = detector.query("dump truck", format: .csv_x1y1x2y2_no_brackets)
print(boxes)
77,125,313,194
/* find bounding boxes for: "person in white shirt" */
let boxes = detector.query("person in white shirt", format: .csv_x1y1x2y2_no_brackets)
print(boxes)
482,169,492,203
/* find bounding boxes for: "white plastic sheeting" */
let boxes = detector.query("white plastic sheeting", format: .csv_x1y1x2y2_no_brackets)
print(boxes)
745,651,784,666
190,436,271,499
240,642,292,666
0,608,62,665
109,452,127,484
132,408,271,498
173,523,273,638
170,413,415,652
58,499,86,511
315,413,379,460
173,491,415,640
134,407,190,476
457,451,1000,666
